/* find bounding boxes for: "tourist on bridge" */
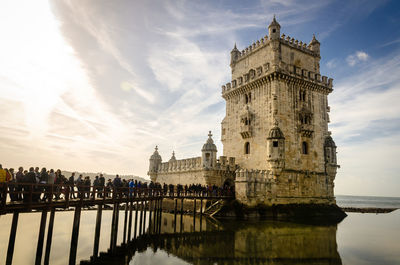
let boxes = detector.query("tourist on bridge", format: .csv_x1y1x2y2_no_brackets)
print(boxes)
105,179,112,198
22,167,38,202
99,174,105,198
68,172,76,199
0,164,6,202
93,176,101,198
15,167,24,201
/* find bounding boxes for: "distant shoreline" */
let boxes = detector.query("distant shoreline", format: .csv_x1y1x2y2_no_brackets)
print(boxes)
340,207,398,213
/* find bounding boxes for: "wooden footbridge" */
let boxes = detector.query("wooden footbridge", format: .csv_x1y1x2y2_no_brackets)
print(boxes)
0,183,233,265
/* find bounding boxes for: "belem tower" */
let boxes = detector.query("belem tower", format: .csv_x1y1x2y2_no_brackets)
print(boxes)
148,17,339,207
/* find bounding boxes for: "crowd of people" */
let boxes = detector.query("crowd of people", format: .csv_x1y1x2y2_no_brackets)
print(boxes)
0,164,234,203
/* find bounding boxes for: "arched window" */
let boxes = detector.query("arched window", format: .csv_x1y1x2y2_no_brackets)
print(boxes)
245,142,250,154
302,142,308,154
245,94,249,104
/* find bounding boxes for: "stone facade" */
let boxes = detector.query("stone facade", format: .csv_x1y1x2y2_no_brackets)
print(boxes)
148,133,237,187
148,17,339,207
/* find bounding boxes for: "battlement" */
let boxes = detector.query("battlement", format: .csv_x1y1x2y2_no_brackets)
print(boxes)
279,34,317,56
235,168,274,183
232,32,319,65
158,157,202,173
221,64,333,96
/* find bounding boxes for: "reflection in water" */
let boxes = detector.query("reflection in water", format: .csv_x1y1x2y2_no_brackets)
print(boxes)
128,213,342,265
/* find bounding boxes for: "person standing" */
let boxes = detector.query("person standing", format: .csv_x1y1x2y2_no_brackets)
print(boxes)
22,167,37,202
15,167,24,201
68,173,76,199
0,164,7,202
99,174,105,198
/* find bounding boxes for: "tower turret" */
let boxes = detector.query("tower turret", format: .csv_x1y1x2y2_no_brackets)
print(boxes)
201,131,217,169
169,151,176,162
268,15,281,40
309,34,320,55
324,132,339,178
267,122,285,175
148,146,162,182
230,43,241,67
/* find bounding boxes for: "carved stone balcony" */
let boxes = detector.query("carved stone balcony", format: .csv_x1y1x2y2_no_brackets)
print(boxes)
240,124,252,139
298,124,314,137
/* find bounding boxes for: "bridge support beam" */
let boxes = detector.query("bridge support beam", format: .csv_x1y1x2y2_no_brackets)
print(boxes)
134,201,138,239
6,212,19,265
180,198,184,233
127,201,133,241
123,203,128,244
44,208,55,265
35,209,48,265
69,206,81,265
92,204,102,259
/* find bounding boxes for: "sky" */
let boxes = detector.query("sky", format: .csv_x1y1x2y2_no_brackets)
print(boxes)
0,0,399,197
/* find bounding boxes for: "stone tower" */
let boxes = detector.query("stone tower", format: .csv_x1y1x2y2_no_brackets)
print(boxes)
222,17,339,205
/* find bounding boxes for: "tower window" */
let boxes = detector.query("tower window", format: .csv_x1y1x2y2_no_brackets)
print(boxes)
299,91,306,101
272,29,276,33
302,142,308,155
245,142,250,154
273,141,278,147
245,94,249,104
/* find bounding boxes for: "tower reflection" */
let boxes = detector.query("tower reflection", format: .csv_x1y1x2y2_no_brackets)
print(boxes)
134,213,342,265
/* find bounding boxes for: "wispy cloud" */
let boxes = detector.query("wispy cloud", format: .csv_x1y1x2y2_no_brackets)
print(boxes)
330,49,400,196
346,51,369,66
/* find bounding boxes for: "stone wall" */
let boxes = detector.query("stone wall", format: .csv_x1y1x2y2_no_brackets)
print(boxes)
235,169,335,206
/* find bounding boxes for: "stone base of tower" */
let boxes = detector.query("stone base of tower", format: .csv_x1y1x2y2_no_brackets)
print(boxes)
216,201,346,224
231,168,345,222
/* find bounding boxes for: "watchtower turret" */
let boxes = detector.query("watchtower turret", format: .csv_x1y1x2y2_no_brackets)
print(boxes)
148,146,162,182
309,34,320,55
268,15,281,40
324,132,339,179
267,122,285,175
202,131,217,169
230,43,241,67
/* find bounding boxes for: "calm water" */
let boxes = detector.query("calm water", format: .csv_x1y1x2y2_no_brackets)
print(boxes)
336,195,400,208
0,196,399,265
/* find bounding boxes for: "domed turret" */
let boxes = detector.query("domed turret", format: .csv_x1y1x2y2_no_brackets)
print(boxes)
202,131,217,168
324,133,337,165
324,132,339,181
169,151,176,163
148,146,162,181
268,15,281,40
309,34,320,55
267,121,285,174
230,43,241,66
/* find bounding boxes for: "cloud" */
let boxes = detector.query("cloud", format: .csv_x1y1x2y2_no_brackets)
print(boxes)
330,49,400,196
326,59,338,69
346,51,369,66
